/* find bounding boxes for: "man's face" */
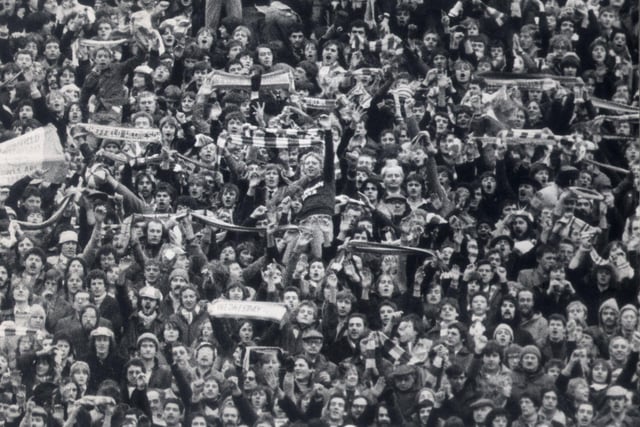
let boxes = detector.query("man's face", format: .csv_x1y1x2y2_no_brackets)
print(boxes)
383,168,403,190
163,403,181,425
601,307,617,326
347,317,365,341
500,300,515,320
608,396,626,414
90,278,106,297
181,289,197,310
576,404,594,426
540,252,557,271
289,31,304,48
322,43,339,65
517,292,534,316
336,299,352,317
472,406,492,423
139,341,156,359
15,53,32,70
520,398,536,416
221,407,239,426
610,339,629,361
25,254,43,275
599,11,615,29
521,353,539,371
558,243,574,266
45,42,61,60
471,295,487,315
94,50,111,70
481,176,496,194
221,189,237,207
396,9,410,25
328,398,346,420
155,191,171,209
283,291,299,311
196,347,214,367
257,47,273,67
95,336,110,353
548,320,565,340
147,222,163,245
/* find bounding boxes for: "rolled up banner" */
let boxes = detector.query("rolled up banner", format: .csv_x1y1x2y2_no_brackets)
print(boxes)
210,69,294,91
173,152,218,172
192,211,266,233
207,299,287,322
72,123,161,143
599,135,637,141
0,326,39,337
351,68,382,78
497,129,559,145
590,98,640,114
567,186,605,201
478,72,584,90
300,97,338,111
346,240,438,257
78,38,129,49
15,195,73,230
594,114,639,122
132,212,188,223
583,159,630,174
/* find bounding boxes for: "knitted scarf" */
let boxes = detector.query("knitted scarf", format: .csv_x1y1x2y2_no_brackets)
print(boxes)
138,310,158,328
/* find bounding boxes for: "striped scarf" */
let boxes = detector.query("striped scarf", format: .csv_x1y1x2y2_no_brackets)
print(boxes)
210,69,294,91
369,331,411,364
72,123,161,143
0,326,38,337
217,127,325,150
351,35,402,53
300,97,338,111
590,98,640,114
479,72,584,91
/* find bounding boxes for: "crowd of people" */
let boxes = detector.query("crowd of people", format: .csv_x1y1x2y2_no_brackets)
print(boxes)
0,0,637,426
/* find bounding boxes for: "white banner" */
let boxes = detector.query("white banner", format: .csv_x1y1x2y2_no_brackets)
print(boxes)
73,123,161,143
207,299,287,322
0,126,66,185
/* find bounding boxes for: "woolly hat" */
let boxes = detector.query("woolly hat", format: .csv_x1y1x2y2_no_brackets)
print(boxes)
493,323,514,341
619,304,638,318
169,268,189,283
520,345,541,360
599,298,619,316
137,332,160,348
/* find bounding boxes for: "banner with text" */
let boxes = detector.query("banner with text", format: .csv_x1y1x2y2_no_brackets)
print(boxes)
207,299,287,322
0,126,66,186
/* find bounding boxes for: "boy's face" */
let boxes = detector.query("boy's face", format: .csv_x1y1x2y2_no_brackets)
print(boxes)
15,54,32,70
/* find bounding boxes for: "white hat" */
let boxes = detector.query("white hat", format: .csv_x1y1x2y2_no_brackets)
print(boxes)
139,286,162,301
58,230,78,245
134,65,154,75
90,327,114,339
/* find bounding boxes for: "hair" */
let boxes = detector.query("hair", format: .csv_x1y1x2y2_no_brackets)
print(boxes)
124,358,146,373
482,341,504,361
86,269,107,285
163,397,184,413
